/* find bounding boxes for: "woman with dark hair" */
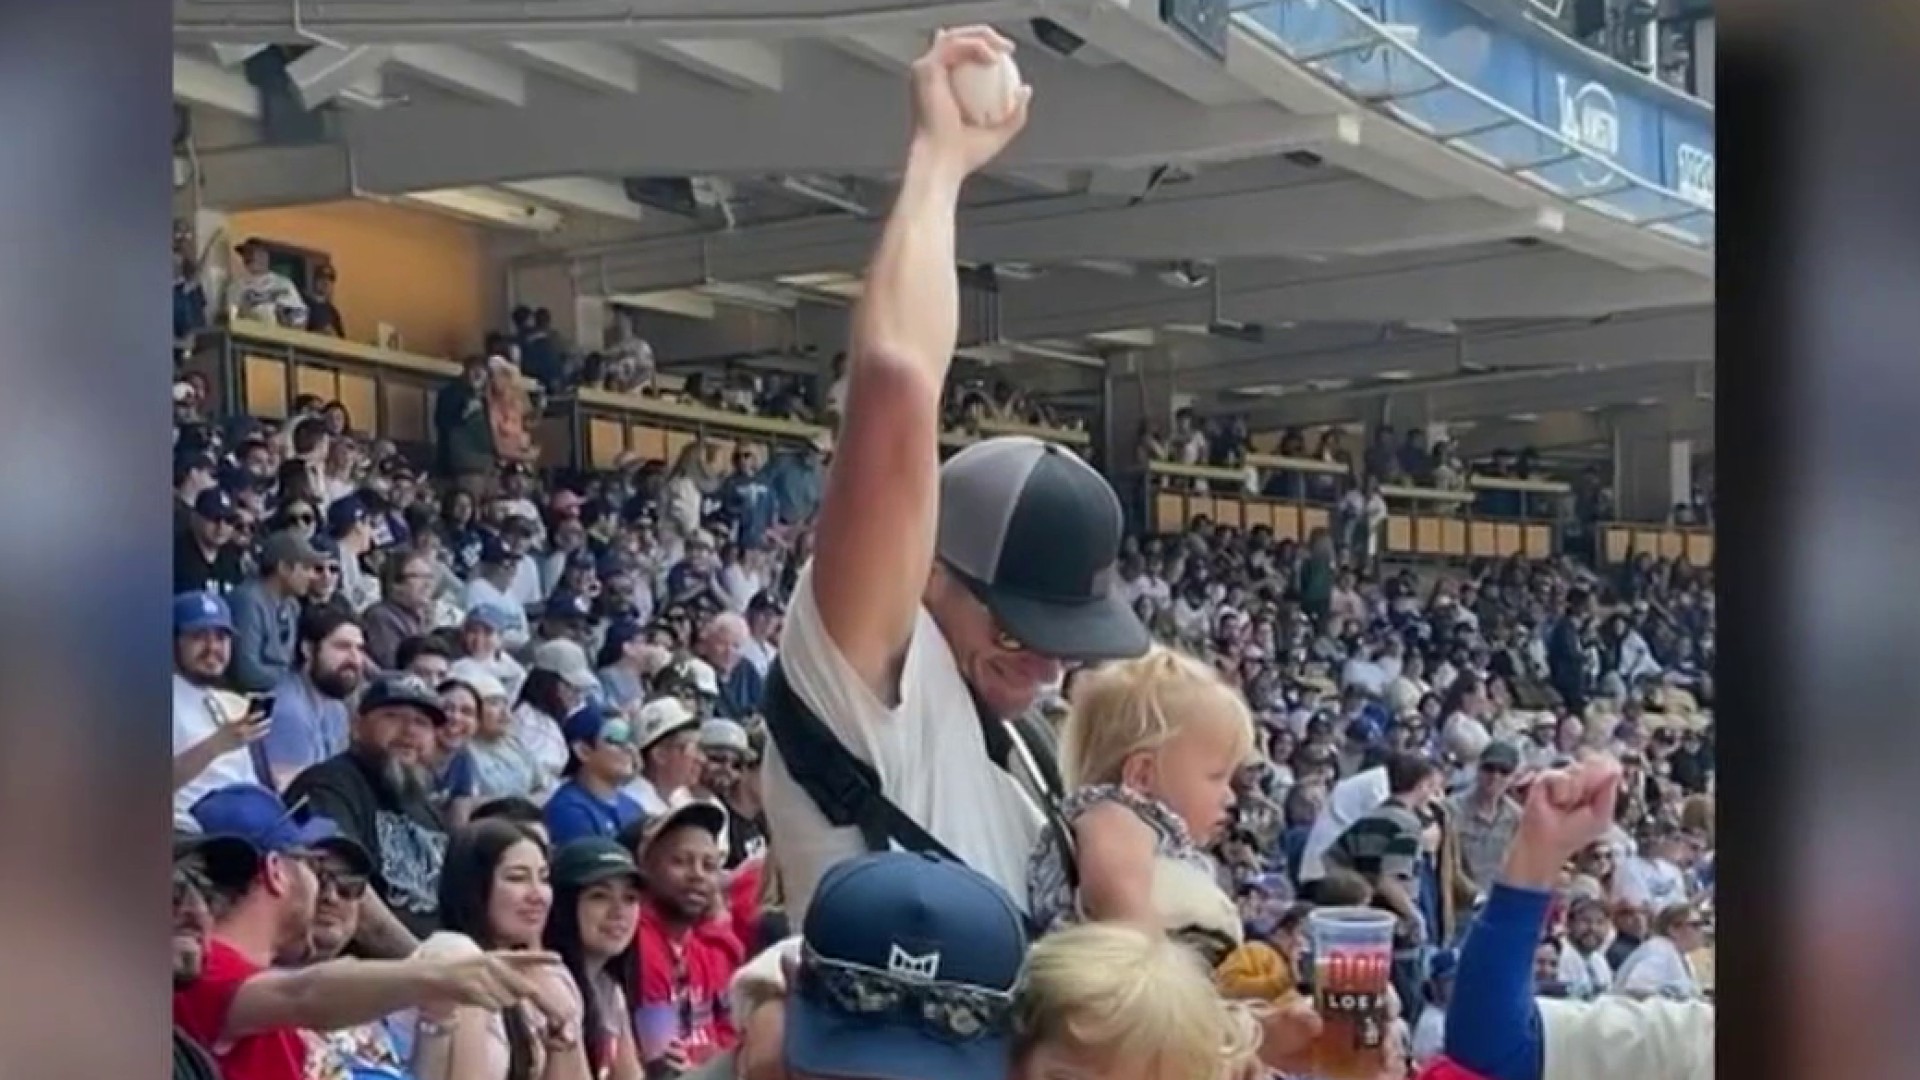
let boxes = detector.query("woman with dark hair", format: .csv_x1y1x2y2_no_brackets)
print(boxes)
414,820,590,1080
270,494,322,540
276,460,321,509
544,838,646,1080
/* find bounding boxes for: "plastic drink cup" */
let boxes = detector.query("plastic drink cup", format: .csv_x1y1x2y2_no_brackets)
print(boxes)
1306,906,1397,1080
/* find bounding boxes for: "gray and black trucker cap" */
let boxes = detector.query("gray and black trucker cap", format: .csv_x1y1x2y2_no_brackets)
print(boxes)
935,436,1151,662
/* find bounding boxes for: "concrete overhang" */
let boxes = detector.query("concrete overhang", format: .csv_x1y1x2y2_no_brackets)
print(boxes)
522,154,1580,295
1231,361,1708,427
1167,306,1711,396
172,0,1043,42
993,247,1709,338
1450,399,1715,456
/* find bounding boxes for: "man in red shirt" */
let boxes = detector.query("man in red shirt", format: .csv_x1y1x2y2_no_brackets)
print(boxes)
173,784,567,1079
632,803,744,1071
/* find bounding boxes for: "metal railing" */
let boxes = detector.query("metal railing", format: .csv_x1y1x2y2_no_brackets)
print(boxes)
1232,0,1715,248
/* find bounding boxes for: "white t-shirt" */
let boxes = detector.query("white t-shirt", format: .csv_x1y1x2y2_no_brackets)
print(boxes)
227,270,308,326
508,556,544,607
172,674,259,830
1538,995,1713,1080
1615,855,1688,911
761,566,1043,920
1559,942,1614,1000
464,578,531,650
1298,767,1389,884
1611,935,1700,1000
1411,1005,1446,1065
622,773,688,819
511,703,571,786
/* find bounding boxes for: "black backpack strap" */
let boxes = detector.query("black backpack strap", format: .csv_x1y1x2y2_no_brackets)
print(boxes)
761,660,960,863
994,711,1080,891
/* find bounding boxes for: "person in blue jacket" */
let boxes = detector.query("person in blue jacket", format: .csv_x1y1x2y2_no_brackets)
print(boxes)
1435,755,1712,1080
543,704,646,847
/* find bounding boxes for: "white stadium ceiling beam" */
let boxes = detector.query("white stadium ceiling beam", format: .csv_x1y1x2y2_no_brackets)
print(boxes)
388,45,527,108
174,54,260,119
340,47,1351,189
638,40,785,93
995,249,1713,340
832,31,927,71
1169,307,1712,396
1235,363,1706,429
285,44,392,110
500,178,644,222
505,42,641,95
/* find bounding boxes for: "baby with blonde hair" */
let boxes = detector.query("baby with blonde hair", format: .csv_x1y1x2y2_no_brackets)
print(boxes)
1014,921,1262,1080
1028,645,1255,931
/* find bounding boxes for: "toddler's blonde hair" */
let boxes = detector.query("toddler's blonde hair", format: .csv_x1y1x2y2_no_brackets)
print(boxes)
1061,646,1255,790
1015,922,1262,1080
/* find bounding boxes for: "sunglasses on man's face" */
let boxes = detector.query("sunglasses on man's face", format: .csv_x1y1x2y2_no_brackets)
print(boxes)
287,513,316,526
303,857,369,902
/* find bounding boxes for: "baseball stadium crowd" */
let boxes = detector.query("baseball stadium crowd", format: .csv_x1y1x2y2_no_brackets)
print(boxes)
169,26,1714,1080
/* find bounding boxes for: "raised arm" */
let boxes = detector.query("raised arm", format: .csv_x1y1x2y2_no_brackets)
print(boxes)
808,26,1031,696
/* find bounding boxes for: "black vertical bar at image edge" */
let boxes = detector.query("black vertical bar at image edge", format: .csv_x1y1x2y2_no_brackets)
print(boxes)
1713,24,1791,1080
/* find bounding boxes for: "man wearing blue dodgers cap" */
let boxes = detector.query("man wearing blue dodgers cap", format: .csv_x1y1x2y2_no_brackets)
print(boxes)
783,852,1026,1080
175,783,573,1080
545,704,646,846
173,591,271,830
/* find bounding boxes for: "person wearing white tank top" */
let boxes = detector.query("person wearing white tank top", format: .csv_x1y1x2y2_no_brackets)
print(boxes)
754,26,1147,925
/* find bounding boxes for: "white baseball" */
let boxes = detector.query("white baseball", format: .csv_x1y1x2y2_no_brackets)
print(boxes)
949,52,1021,127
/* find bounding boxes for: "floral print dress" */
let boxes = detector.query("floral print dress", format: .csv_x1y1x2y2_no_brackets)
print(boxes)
1027,783,1218,934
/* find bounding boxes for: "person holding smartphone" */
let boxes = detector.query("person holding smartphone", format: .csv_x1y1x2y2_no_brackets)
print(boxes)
174,592,275,827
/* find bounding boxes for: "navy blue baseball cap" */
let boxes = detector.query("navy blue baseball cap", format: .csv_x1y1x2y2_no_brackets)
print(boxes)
326,496,369,537
786,853,1026,1080
603,617,644,652
174,591,233,635
561,703,632,749
544,589,595,623
217,464,258,495
189,784,373,876
478,531,513,565
193,488,240,524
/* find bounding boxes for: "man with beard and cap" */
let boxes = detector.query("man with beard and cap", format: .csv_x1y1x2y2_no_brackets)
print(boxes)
286,674,454,955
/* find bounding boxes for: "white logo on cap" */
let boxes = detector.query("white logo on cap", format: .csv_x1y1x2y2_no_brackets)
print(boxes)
887,944,941,982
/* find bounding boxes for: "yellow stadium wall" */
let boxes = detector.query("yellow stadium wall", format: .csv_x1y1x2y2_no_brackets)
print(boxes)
226,200,496,360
